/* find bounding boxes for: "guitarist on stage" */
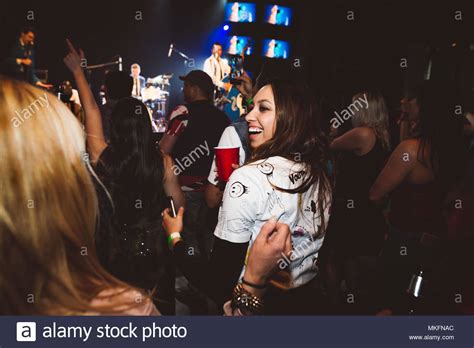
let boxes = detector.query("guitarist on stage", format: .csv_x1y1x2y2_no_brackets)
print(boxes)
203,42,231,93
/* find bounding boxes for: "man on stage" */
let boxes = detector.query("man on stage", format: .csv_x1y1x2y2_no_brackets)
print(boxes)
203,42,231,92
130,63,146,99
5,27,52,88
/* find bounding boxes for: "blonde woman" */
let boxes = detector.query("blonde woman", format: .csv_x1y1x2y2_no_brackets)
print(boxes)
323,91,390,313
0,77,158,315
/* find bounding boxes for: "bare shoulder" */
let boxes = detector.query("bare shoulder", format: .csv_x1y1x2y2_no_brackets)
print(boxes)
397,138,420,156
339,127,375,144
354,126,374,138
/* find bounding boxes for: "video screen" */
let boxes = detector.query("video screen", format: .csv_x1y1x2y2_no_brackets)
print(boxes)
224,2,256,23
262,39,290,59
264,4,292,26
224,36,253,55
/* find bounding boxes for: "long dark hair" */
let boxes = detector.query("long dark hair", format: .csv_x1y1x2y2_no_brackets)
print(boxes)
248,79,333,235
416,82,467,193
98,97,165,224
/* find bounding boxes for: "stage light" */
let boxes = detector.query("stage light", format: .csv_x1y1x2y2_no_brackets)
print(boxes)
223,24,230,31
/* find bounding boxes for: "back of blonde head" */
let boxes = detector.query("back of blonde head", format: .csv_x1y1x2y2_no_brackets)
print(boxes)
0,77,140,314
351,91,391,150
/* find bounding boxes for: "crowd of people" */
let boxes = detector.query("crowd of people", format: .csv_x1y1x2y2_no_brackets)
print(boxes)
0,37,473,316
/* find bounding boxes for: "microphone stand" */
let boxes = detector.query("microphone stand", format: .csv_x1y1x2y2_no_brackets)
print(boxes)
85,59,122,70
83,57,122,101
169,46,193,75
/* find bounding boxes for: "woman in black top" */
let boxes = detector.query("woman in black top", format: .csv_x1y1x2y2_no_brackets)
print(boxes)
323,91,390,313
64,41,184,314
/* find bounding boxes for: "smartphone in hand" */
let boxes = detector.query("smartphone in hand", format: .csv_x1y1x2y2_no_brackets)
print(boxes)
168,196,177,218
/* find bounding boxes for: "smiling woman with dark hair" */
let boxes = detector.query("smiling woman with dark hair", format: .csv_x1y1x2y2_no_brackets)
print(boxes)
215,80,333,313
162,79,333,314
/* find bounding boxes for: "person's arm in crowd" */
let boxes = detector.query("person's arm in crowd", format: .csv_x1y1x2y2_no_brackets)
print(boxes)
235,71,253,100
205,163,239,208
369,139,417,203
159,107,189,155
167,167,261,308
164,208,292,314
162,153,185,209
63,39,107,163
204,182,224,208
330,127,371,151
224,219,292,316
162,207,248,308
204,125,244,208
159,134,178,155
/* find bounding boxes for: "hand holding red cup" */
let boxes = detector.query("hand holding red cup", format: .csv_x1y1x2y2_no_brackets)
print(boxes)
214,147,239,182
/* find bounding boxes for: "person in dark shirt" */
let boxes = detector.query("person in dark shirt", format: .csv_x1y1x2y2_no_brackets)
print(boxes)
160,70,230,259
99,71,133,142
4,27,52,89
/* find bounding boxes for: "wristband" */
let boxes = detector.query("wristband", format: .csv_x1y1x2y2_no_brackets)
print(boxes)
231,283,264,315
167,232,182,248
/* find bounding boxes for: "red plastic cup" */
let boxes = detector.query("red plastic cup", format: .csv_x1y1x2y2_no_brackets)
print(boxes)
214,147,239,182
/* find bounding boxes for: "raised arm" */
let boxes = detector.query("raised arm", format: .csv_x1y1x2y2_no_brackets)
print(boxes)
162,153,185,209
330,127,372,152
369,139,417,202
63,39,107,163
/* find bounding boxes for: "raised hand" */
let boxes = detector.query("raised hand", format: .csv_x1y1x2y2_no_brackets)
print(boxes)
161,206,185,237
63,39,85,75
235,71,253,99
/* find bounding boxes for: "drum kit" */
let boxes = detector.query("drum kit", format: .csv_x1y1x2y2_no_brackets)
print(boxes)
142,73,172,132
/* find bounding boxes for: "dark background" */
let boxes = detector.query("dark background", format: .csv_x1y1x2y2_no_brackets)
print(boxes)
1,0,473,120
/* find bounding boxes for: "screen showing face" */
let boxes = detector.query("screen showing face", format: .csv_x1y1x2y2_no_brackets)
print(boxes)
264,5,292,26
262,39,290,59
225,36,253,55
225,2,256,23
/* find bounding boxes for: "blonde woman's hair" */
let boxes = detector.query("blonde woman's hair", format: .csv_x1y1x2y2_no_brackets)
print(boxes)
0,77,147,315
351,91,391,150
